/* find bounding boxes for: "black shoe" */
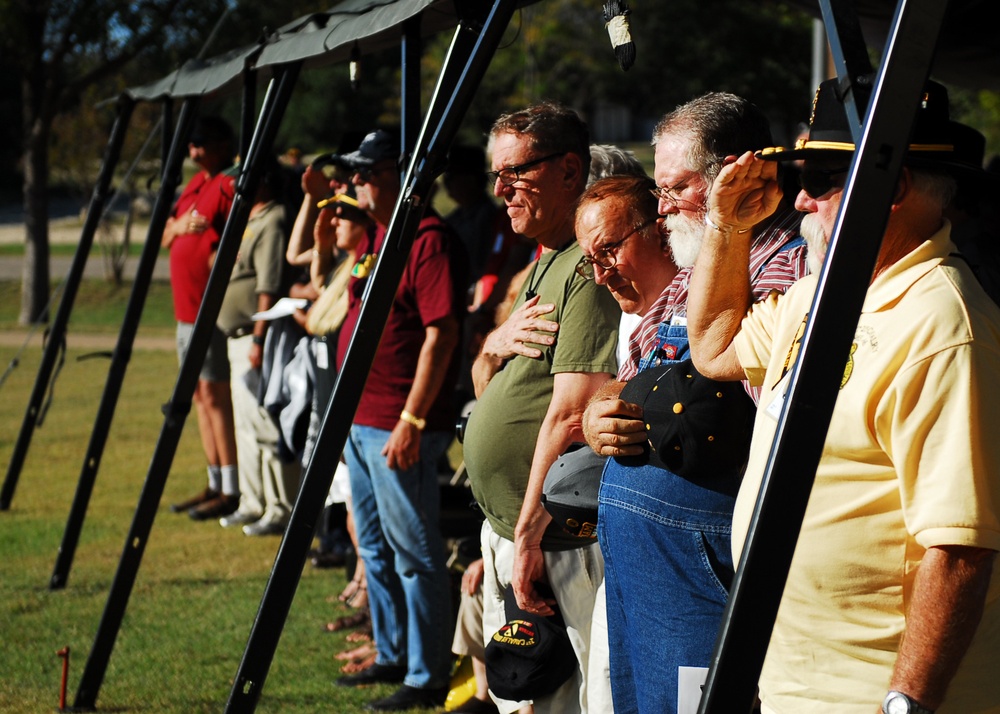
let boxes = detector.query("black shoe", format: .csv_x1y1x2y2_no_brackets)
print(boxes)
335,663,406,688
170,487,218,513
450,696,499,714
366,684,448,711
188,494,239,521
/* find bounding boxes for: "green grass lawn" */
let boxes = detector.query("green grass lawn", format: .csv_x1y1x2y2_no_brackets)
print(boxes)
0,279,176,335
0,343,452,712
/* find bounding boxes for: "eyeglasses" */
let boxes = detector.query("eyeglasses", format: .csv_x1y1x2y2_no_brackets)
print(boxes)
649,170,703,210
487,152,567,187
575,217,659,280
799,166,849,199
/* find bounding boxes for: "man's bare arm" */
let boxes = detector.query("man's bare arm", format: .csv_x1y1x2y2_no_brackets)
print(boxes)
381,316,460,472
689,151,781,381
889,544,995,710
511,370,612,614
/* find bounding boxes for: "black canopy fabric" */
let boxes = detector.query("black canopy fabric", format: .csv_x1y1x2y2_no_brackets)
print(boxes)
124,0,539,101
790,0,1000,91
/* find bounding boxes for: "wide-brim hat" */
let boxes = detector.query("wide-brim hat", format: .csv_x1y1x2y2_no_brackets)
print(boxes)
619,360,754,480
484,584,576,701
759,78,986,178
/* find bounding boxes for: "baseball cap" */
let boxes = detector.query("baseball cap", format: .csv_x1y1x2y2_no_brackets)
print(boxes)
619,359,754,480
484,584,577,701
541,444,606,539
338,129,400,168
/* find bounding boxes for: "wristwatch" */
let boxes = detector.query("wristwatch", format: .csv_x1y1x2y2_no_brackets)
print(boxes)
882,690,935,714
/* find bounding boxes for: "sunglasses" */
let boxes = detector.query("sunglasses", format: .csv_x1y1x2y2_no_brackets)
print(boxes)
799,166,849,199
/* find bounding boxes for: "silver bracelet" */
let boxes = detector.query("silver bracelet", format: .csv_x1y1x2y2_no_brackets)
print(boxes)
704,213,751,234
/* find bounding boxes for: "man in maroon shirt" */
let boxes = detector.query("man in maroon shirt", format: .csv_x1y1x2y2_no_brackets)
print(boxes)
332,129,466,712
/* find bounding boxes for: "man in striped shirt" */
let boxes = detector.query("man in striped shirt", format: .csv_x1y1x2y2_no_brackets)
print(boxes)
580,93,809,713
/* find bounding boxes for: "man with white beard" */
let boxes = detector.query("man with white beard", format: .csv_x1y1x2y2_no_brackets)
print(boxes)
580,92,809,713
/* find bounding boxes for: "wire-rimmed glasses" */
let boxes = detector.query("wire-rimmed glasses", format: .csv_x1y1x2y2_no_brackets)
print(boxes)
575,217,660,280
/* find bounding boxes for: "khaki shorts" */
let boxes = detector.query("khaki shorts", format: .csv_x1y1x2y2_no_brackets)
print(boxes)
176,321,230,382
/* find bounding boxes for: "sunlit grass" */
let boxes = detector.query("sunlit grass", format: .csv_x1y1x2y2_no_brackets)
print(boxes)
0,345,406,713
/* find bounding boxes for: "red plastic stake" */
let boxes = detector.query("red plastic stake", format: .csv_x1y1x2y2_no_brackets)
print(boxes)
56,646,70,710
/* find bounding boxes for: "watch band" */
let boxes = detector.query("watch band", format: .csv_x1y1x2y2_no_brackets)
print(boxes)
882,690,935,714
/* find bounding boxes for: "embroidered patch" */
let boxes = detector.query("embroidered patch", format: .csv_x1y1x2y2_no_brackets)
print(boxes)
492,620,537,647
841,343,857,389
351,253,377,279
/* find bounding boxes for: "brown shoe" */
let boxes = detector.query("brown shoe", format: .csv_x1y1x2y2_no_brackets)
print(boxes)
188,494,239,521
170,487,218,514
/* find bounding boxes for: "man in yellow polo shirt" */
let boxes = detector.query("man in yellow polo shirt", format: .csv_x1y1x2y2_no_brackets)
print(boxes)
687,79,1000,714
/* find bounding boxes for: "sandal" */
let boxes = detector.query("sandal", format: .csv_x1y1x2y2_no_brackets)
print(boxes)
340,650,377,674
335,642,376,662
345,627,372,643
345,582,367,609
338,577,364,604
324,608,370,633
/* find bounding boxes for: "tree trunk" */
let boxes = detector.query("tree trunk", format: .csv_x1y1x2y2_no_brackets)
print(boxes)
20,76,52,325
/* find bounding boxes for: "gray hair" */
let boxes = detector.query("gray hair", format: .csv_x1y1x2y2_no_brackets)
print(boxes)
588,144,647,186
652,92,773,186
908,167,958,208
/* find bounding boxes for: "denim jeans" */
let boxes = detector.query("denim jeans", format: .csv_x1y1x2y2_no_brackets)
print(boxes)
344,424,453,689
598,454,736,713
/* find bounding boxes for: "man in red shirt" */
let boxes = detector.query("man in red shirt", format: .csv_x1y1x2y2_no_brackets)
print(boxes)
164,115,240,521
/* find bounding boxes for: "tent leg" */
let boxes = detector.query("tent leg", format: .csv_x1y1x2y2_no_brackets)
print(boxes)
0,96,135,512
49,97,194,591
73,61,301,707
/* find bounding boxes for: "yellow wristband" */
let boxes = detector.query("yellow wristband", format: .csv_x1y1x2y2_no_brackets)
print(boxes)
400,410,426,430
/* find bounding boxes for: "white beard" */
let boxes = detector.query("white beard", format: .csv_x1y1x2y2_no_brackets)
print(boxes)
800,213,830,274
664,212,705,268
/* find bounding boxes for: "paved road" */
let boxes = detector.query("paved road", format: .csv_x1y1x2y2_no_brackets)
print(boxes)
0,252,171,282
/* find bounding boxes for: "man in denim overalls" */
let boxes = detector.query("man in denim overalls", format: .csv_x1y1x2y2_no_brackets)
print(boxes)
581,93,809,714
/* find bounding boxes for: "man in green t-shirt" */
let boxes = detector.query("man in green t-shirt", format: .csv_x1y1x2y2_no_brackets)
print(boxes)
462,102,621,713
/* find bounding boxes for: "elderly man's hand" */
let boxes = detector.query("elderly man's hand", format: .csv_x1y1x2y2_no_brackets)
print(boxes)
706,151,783,233
480,295,558,362
582,394,647,457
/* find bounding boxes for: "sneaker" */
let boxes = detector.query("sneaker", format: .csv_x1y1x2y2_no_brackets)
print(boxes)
335,663,406,688
242,520,286,537
220,510,261,528
365,684,448,711
169,487,218,513
188,494,239,521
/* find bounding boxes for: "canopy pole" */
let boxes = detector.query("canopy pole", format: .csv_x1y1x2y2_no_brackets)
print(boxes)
0,95,135,512
49,94,191,591
72,62,301,708
698,0,949,710
223,4,518,712
70,96,201,712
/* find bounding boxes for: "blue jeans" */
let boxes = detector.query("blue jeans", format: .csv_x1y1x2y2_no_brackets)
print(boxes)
344,425,453,689
598,459,735,714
